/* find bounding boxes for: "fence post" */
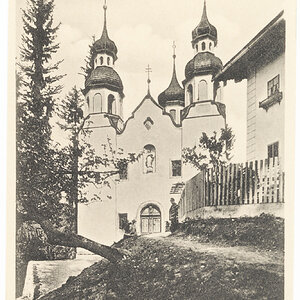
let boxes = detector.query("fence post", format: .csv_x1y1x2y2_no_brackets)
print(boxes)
249,161,254,204
254,160,259,204
232,164,237,205
245,162,249,204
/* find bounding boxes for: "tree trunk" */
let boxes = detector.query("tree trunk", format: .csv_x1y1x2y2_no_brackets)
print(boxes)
43,223,124,263
24,206,125,263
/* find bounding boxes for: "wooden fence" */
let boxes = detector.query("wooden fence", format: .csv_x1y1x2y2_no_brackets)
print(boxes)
179,158,284,218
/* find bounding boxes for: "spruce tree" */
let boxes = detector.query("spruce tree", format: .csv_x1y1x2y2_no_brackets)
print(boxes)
17,0,126,269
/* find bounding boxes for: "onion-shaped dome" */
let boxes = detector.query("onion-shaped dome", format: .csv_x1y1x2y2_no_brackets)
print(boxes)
93,5,118,61
192,1,217,46
185,52,223,81
85,66,123,94
158,65,184,107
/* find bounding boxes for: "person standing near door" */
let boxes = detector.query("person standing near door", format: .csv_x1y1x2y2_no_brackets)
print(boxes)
169,198,179,233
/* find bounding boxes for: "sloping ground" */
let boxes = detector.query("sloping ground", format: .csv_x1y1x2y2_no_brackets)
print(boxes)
40,235,284,299
178,214,284,251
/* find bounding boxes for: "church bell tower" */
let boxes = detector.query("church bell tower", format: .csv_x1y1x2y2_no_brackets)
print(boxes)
83,1,124,125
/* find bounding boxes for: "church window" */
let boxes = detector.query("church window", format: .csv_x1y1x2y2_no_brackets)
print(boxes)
144,117,154,130
119,161,128,180
107,57,110,65
198,80,208,101
195,44,198,52
170,109,176,120
119,213,128,229
100,56,104,65
267,75,280,97
171,160,182,177
93,93,102,112
209,42,212,50
143,144,156,174
95,172,101,184
187,84,193,104
108,94,116,114
202,42,205,51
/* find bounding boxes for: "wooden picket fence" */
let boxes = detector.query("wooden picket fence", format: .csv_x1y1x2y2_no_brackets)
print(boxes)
179,158,284,218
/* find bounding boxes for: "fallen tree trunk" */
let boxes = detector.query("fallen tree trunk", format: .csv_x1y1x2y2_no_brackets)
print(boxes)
22,204,125,263
41,223,124,263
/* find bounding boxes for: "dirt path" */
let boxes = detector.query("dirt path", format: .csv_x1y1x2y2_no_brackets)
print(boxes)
146,233,284,274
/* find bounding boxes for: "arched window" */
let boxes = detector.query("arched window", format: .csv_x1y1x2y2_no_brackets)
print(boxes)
93,93,102,112
107,57,110,65
198,80,208,101
209,42,212,50
108,94,116,114
170,109,176,120
143,144,156,174
187,84,193,104
87,96,90,109
202,42,205,51
100,56,104,65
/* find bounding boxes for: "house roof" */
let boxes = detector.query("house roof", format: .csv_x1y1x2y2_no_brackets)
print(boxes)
214,11,285,82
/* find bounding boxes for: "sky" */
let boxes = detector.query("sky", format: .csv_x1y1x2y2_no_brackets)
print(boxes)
16,0,285,162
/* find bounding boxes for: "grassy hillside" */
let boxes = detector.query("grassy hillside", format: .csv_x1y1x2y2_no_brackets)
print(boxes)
40,215,284,300
178,213,284,251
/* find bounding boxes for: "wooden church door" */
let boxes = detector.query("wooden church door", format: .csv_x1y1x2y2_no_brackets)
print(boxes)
140,204,161,234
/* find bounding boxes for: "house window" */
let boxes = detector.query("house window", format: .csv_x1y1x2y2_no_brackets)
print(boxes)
267,75,280,97
107,57,110,65
143,144,156,174
170,109,176,120
209,42,212,50
119,213,128,229
202,42,205,51
268,142,279,159
171,160,182,177
100,56,104,65
195,44,198,52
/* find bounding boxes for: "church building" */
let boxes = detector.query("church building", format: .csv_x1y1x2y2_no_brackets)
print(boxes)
78,1,226,245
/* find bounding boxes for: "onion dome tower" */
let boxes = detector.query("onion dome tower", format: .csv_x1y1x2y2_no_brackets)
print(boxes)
83,0,124,120
158,42,184,124
183,0,223,106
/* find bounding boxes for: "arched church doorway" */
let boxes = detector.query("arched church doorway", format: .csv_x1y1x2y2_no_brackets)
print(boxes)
140,204,161,234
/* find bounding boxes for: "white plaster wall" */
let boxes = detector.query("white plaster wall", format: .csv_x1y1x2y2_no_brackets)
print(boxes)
116,97,183,236
78,122,119,246
179,203,284,221
246,53,285,166
85,88,122,117
165,104,182,124
194,38,215,55
184,74,214,106
94,53,114,68
182,101,225,180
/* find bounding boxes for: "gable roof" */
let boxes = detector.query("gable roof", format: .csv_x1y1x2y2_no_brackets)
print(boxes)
119,94,181,134
214,11,285,82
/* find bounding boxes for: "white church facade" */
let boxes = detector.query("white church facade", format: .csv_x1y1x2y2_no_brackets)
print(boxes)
78,1,227,245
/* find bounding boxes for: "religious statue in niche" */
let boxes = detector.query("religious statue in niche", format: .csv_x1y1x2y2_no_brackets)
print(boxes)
144,145,156,173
